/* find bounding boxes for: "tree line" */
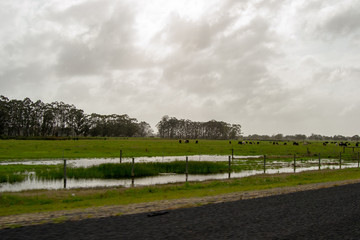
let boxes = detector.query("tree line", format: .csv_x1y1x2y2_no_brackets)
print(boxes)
156,115,242,139
0,95,153,138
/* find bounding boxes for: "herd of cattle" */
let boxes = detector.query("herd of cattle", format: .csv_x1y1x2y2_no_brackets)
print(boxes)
178,139,359,147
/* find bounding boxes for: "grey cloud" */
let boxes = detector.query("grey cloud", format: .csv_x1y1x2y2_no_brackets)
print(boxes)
49,0,151,77
159,12,279,103
299,1,360,40
320,5,360,37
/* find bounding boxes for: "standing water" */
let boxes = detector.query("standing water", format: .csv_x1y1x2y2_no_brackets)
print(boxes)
0,156,357,192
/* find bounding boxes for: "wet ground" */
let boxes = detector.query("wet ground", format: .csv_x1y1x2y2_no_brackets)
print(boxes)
1,155,357,192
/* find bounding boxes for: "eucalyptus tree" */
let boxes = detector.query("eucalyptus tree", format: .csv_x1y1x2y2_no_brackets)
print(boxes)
156,115,241,140
0,95,10,136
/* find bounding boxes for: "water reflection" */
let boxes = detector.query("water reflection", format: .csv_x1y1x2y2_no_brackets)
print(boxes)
0,162,357,192
0,155,261,168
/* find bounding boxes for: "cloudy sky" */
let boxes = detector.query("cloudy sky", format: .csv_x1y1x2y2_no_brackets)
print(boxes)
1,0,360,136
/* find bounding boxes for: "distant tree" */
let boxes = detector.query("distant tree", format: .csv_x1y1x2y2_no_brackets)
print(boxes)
308,134,324,141
156,115,241,140
229,124,242,139
273,134,283,140
351,135,360,141
0,95,152,138
137,121,154,137
333,135,346,141
294,134,307,141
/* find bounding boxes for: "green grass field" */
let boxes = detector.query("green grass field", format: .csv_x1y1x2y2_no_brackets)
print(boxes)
0,138,357,160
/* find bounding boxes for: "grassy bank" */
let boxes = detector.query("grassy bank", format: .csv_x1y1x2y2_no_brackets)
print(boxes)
0,138,358,160
2,168,360,217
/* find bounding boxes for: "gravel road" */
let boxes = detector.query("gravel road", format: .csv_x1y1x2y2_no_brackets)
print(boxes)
2,182,360,239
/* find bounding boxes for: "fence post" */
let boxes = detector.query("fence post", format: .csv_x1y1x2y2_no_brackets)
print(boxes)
131,158,135,177
120,150,122,164
339,153,342,169
318,153,321,170
186,156,188,182
263,155,266,174
63,159,67,189
228,156,231,179
232,149,234,161
293,154,296,173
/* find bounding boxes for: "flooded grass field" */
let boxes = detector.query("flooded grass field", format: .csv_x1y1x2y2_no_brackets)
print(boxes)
1,155,358,192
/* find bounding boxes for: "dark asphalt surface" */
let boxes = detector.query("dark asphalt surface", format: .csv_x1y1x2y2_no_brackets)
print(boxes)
2,183,360,239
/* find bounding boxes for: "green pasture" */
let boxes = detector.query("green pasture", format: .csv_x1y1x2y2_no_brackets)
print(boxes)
0,138,357,161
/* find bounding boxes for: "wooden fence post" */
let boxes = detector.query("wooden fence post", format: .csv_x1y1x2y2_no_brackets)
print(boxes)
228,156,231,179
318,153,321,170
263,155,266,174
131,158,135,177
186,156,188,182
339,153,342,169
120,150,122,164
63,159,67,189
293,154,296,173
232,149,234,161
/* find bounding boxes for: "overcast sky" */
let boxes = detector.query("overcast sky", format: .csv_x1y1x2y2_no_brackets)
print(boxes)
1,0,360,136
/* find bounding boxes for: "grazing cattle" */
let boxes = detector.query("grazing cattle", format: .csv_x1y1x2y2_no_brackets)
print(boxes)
238,141,242,145
185,140,189,143
249,142,253,144
323,142,327,146
257,142,260,145
284,142,287,145
293,142,299,146
179,140,182,144
229,141,232,144
195,140,198,144
339,142,348,147
356,142,359,147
